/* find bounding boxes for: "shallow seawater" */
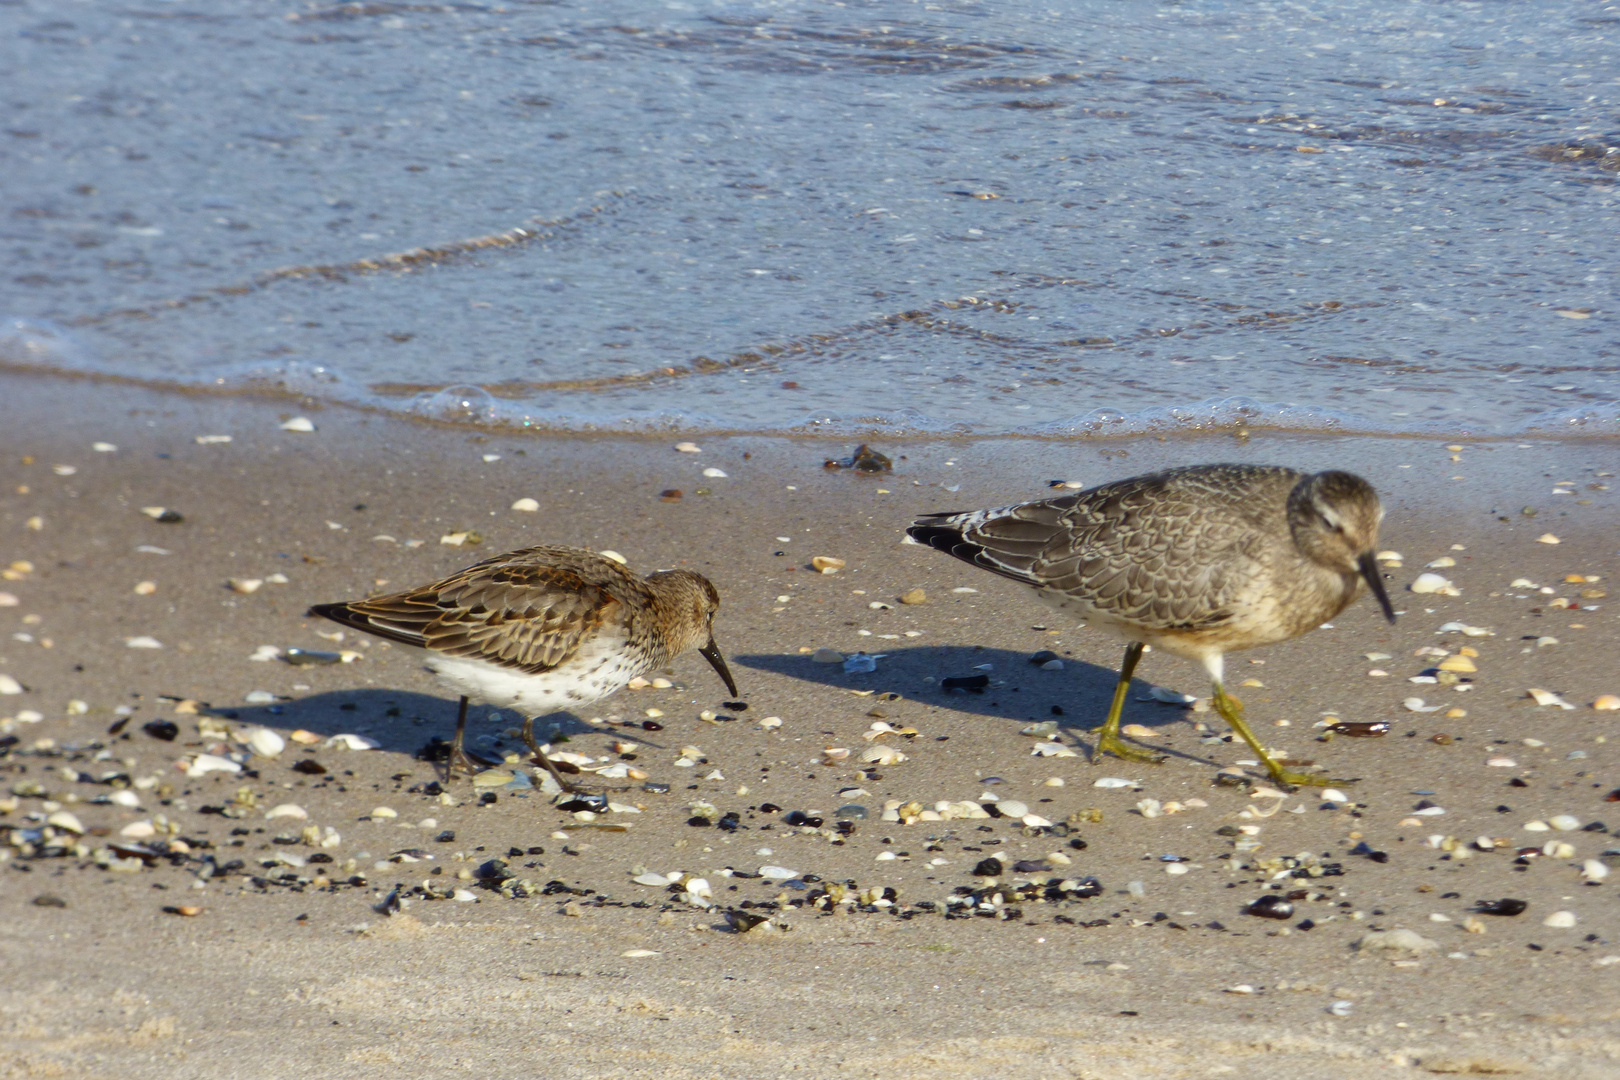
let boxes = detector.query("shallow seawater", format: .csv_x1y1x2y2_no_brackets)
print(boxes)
0,0,1615,437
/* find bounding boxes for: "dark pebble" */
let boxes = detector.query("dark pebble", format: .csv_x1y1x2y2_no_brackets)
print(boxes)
1012,860,1049,873
142,719,179,742
686,816,712,828
31,895,66,908
758,803,783,814
642,720,664,731
972,857,1004,877
942,674,990,693
1329,721,1389,738
1246,894,1294,920
291,759,326,775
722,701,749,711
1474,898,1529,916
717,811,742,831
1029,650,1060,665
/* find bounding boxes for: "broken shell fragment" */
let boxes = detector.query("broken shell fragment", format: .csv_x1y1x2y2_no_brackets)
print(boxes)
812,556,846,574
1527,688,1576,710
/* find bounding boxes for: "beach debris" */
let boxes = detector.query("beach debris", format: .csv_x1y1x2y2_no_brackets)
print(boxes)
702,468,727,478
140,506,183,523
125,636,163,649
0,674,21,695
842,653,881,674
1593,695,1620,711
1543,910,1578,929
1353,929,1439,955
659,490,683,502
439,531,482,547
279,417,316,432
1436,621,1494,637
325,734,380,750
1410,573,1459,596
1474,898,1528,916
1403,698,1444,713
824,444,892,473
812,556,846,574
246,728,286,758
510,498,540,512
1145,685,1195,704
674,442,701,453
898,588,927,605
1246,895,1294,920
1537,533,1560,544
1527,688,1576,710
194,434,232,445
228,577,264,595
186,754,241,778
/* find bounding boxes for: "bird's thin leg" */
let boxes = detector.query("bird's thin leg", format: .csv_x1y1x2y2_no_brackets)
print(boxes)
1093,642,1165,766
1210,682,1341,788
444,696,484,780
521,714,590,795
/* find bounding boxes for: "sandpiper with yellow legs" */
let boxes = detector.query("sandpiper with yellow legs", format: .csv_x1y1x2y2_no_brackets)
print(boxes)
908,464,1395,789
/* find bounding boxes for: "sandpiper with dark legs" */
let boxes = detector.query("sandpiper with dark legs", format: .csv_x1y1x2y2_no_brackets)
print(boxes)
908,464,1396,788
308,545,736,792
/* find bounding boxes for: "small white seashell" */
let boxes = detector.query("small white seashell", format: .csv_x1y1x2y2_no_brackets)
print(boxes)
125,636,163,649
1321,788,1348,803
228,578,264,595
249,644,282,662
1542,910,1577,928
510,498,540,512
1147,685,1195,704
1022,814,1053,828
265,803,308,820
1487,757,1517,767
674,442,702,453
1549,814,1582,831
1528,688,1575,710
1436,621,1494,637
1412,806,1445,817
109,789,141,808
1354,928,1439,955
279,417,316,432
325,733,380,750
1544,841,1576,859
1426,557,1456,568
194,434,232,445
1409,573,1458,595
1594,695,1620,711
45,810,85,833
1093,777,1135,789
597,550,628,565
369,807,397,819
1536,533,1560,545
244,691,276,705
1523,820,1550,832
0,674,21,695
121,820,156,838
702,467,728,478
93,442,117,452
1136,798,1162,819
621,950,660,958
1403,697,1444,713
633,873,671,887
758,865,799,880
759,715,783,729
1031,742,1078,757
246,728,285,757
1582,859,1609,881
186,754,241,778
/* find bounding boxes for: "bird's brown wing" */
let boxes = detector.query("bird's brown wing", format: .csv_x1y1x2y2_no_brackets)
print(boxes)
309,557,621,674
910,471,1272,632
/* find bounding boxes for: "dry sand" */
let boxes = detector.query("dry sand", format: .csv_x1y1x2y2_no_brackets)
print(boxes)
2,373,1618,1079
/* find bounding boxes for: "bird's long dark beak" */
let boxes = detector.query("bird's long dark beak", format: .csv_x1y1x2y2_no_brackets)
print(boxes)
1358,551,1396,624
700,638,738,697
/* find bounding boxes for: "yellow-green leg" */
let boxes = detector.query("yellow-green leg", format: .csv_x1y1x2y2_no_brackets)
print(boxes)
1210,683,1342,788
1093,642,1166,766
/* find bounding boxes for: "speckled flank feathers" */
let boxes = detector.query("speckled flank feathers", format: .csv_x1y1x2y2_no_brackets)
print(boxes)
309,545,735,791
909,464,1395,788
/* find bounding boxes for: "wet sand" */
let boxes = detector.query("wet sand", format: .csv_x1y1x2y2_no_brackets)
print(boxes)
3,373,1619,1079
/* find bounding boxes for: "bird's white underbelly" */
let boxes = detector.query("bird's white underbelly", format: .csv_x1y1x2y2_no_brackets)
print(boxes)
424,635,643,717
